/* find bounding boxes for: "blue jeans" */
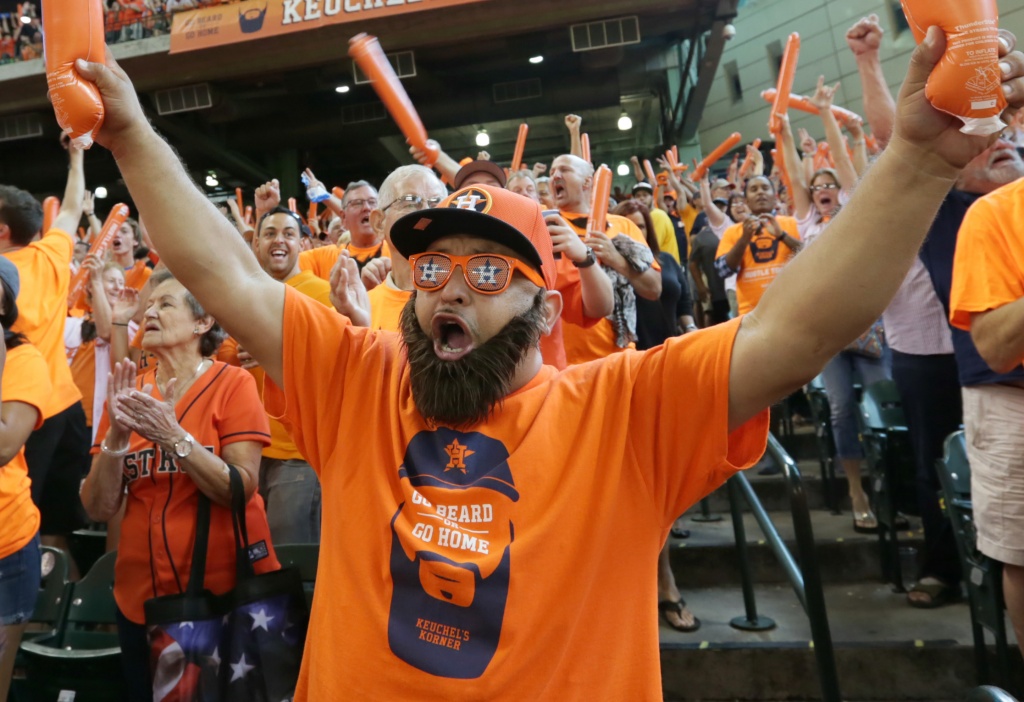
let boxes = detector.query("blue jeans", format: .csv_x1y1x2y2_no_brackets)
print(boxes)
0,533,41,625
259,458,322,544
820,349,892,459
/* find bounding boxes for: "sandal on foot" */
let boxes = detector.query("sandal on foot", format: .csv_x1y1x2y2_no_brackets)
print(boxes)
658,599,701,633
853,510,878,534
670,525,691,539
907,579,961,609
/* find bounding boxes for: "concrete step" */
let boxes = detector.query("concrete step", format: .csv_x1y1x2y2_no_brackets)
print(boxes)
657,582,1023,701
667,507,925,588
693,461,850,515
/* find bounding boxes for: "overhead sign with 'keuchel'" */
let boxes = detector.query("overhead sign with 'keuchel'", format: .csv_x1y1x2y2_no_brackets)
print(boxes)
169,0,485,54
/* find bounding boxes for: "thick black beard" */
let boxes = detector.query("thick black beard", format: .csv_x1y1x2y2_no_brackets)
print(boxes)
400,290,547,430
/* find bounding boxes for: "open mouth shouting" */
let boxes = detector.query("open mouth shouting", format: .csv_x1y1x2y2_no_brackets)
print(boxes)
431,313,475,362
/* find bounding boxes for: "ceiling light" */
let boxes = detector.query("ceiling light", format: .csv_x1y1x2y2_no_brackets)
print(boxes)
529,55,544,64
617,111,633,131
335,85,350,94
94,186,108,199
20,15,30,24
617,162,630,177
205,174,219,187
476,128,490,147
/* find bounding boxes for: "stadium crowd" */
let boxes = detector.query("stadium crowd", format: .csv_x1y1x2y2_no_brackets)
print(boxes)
2,9,1024,702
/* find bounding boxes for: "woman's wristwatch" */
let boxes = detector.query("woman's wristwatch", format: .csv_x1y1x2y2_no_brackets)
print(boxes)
573,247,597,269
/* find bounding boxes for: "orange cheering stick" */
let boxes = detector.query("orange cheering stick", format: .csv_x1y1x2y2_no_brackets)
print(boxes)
349,33,439,166
771,149,795,210
67,204,128,309
692,132,742,180
768,33,801,135
672,145,679,163
814,142,833,171
580,133,591,163
761,89,861,126
235,187,244,214
287,197,298,214
587,165,613,235
307,203,318,226
44,0,106,148
643,159,658,187
738,139,762,179
42,196,60,233
510,123,528,173
244,206,253,227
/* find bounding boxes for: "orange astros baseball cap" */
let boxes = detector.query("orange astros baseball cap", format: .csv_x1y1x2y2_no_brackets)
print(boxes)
389,184,557,290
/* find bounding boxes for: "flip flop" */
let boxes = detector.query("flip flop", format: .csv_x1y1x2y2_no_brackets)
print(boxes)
658,599,701,633
907,579,962,609
853,510,878,534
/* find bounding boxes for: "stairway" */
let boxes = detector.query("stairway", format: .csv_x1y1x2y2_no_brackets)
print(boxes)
658,429,1023,701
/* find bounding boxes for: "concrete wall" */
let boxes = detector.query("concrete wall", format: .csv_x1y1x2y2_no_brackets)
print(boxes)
697,0,1024,152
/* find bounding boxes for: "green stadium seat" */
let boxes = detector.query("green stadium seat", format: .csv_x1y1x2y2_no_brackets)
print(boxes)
936,432,1016,691
20,550,123,702
804,375,841,513
858,379,918,592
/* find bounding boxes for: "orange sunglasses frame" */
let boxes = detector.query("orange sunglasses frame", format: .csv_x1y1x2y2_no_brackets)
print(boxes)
408,252,546,295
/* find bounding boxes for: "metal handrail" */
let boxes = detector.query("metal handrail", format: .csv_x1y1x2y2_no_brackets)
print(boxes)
727,433,841,702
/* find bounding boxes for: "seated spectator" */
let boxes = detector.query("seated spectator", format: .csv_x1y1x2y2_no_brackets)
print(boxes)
81,270,280,700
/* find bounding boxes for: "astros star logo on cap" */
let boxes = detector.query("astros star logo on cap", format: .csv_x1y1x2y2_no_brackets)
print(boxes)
449,187,492,214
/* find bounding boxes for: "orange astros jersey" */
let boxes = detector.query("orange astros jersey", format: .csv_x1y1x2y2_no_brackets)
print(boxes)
91,361,277,624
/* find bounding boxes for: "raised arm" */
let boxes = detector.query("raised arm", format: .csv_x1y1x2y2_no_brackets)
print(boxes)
410,140,460,186
566,115,583,159
808,77,859,191
727,29,1024,431
698,176,727,229
52,146,85,237
846,14,896,148
778,116,813,220
77,55,287,386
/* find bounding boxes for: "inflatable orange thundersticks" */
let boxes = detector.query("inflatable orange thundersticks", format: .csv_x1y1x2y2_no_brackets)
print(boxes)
42,196,60,234
900,0,1007,135
580,133,591,163
692,133,742,180
761,89,862,126
587,165,612,235
349,33,439,166
67,204,129,309
768,33,800,135
510,123,528,173
44,0,106,149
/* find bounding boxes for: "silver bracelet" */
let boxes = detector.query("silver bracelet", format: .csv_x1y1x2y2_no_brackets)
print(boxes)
101,437,130,457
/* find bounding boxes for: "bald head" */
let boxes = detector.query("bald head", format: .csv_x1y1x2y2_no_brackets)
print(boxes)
550,154,595,212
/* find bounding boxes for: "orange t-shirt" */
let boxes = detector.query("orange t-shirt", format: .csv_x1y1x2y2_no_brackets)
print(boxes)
368,276,411,332
950,178,1024,352
123,259,152,291
299,241,392,281
264,287,769,700
0,343,49,560
715,216,801,316
3,228,82,418
91,361,276,624
69,336,98,426
558,212,658,365
252,271,332,460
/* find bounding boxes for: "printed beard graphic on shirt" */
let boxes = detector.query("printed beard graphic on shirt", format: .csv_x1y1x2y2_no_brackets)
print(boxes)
748,228,782,264
388,428,519,679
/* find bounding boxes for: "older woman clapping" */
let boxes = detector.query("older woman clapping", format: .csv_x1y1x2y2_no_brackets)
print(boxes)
80,270,278,702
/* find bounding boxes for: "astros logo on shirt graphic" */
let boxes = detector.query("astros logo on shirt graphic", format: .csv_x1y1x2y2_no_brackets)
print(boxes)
388,427,519,679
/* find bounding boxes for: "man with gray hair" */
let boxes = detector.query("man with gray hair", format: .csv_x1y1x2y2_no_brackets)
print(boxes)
361,165,448,331
298,174,385,279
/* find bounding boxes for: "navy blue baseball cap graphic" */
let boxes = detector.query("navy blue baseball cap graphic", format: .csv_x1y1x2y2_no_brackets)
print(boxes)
388,428,519,679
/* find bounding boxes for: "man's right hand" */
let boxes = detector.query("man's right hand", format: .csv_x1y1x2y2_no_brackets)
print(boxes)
73,52,152,157
845,14,883,57
545,215,588,263
742,218,762,240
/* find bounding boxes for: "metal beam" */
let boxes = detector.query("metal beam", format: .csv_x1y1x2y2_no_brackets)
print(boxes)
679,0,739,142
